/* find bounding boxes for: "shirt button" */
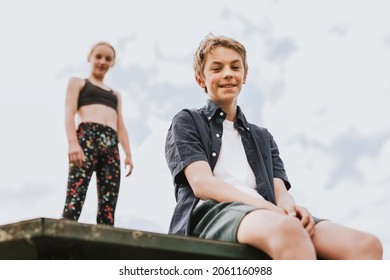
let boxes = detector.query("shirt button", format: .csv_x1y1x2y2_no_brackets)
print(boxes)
208,116,211,120
220,112,224,116
247,127,250,131
216,133,220,138
212,152,217,157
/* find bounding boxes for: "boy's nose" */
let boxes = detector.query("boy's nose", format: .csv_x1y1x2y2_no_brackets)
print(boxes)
222,71,233,79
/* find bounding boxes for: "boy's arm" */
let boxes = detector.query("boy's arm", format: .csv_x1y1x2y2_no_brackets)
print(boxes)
274,178,296,215
274,178,315,235
185,161,284,214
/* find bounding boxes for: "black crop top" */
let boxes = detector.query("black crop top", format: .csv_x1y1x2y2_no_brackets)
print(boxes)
77,79,118,111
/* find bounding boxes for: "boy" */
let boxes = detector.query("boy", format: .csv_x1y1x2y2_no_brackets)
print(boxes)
165,34,382,259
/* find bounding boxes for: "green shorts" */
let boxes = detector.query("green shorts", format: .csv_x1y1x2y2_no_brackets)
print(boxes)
190,200,324,243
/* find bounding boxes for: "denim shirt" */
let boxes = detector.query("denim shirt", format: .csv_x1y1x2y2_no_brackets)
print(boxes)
165,99,290,235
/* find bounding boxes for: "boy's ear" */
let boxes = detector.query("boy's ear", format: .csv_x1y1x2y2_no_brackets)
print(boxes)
243,73,247,84
195,75,206,88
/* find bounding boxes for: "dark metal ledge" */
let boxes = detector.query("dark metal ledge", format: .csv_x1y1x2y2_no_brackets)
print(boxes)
0,218,270,260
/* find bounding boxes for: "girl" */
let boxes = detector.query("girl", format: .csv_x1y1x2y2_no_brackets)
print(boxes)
61,42,133,226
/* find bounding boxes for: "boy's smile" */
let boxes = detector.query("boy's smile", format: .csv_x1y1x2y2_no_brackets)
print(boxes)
198,46,246,106
219,82,238,88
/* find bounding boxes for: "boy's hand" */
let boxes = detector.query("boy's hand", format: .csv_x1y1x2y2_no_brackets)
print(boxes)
281,204,315,236
295,205,315,236
284,205,297,218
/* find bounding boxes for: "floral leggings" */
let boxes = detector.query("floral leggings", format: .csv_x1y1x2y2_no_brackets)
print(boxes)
62,122,121,226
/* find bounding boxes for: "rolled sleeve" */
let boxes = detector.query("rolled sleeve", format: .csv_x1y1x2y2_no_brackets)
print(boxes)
269,132,291,190
165,110,209,184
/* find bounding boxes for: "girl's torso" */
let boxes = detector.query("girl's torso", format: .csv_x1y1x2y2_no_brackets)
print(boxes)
76,79,118,131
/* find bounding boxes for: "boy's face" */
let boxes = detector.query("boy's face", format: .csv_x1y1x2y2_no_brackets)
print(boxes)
197,46,246,105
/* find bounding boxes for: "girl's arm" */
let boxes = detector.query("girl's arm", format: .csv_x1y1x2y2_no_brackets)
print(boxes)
116,92,133,176
65,77,84,167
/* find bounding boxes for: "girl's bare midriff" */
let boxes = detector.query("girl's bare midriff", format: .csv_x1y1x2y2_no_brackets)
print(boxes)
77,104,118,131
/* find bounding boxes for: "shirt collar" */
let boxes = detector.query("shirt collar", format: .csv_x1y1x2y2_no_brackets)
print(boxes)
235,105,251,131
203,99,222,121
202,99,250,130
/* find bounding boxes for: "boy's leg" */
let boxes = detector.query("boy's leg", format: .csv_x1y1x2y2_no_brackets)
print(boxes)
237,210,317,260
311,220,383,260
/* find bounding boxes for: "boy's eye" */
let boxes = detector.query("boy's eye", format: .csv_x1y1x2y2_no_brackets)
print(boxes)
105,56,112,62
232,65,241,70
96,54,103,59
211,67,220,71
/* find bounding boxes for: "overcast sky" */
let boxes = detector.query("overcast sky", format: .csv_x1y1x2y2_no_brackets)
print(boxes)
0,0,389,259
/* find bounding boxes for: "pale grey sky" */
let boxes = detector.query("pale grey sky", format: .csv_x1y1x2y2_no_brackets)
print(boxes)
0,0,389,258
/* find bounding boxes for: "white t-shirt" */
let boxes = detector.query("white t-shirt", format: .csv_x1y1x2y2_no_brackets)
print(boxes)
212,119,264,200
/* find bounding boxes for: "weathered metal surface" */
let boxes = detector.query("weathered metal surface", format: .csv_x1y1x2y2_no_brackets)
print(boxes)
0,218,270,260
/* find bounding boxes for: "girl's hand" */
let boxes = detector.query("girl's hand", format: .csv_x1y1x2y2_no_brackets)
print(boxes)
68,141,85,168
124,157,133,177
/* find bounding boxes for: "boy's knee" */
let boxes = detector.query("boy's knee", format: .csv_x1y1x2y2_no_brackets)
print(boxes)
359,234,383,259
238,212,315,259
341,232,383,260
268,216,316,259
275,216,307,238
